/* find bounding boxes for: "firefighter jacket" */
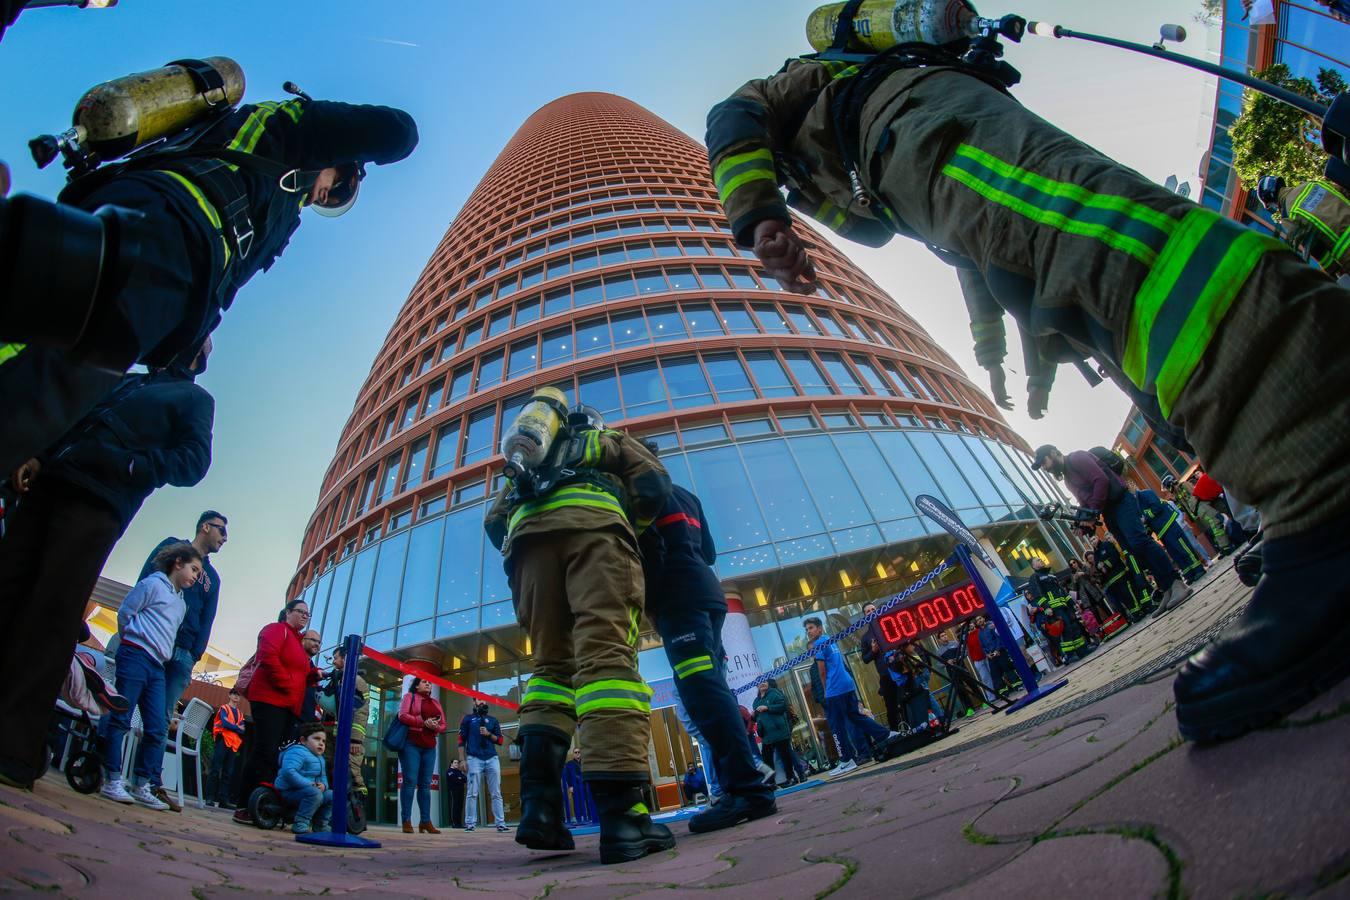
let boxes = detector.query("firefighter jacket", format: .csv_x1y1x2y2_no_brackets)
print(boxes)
1135,488,1178,537
64,99,418,365
706,55,1068,392
1276,178,1350,277
1026,571,1070,607
483,429,672,561
638,484,725,617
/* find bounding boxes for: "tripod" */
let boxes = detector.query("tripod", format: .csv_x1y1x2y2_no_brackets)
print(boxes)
908,620,1012,732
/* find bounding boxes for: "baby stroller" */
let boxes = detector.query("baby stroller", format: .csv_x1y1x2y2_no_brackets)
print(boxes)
47,700,106,794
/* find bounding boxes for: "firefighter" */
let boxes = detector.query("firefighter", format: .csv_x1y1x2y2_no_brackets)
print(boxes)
0,86,419,476
1032,445,1189,618
1256,175,1350,282
634,455,776,833
705,12,1350,742
1164,474,1231,555
485,400,674,865
1026,559,1087,662
1136,487,1205,586
1092,537,1146,623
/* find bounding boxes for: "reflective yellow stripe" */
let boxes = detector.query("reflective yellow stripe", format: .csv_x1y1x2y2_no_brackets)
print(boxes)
814,199,847,231
507,484,624,533
575,678,653,717
521,677,576,708
160,170,231,267
0,343,24,367
674,655,714,679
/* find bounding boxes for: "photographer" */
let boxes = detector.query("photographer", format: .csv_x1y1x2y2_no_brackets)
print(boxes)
884,644,941,731
1033,446,1189,618
1,86,418,476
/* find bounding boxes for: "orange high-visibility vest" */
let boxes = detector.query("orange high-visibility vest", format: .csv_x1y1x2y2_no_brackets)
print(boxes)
213,705,243,752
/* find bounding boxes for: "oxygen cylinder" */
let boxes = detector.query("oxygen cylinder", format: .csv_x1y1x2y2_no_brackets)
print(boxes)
805,0,979,53
31,57,245,173
500,387,568,481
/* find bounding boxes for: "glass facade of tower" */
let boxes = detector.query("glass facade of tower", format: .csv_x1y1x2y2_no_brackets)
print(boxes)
291,93,1078,824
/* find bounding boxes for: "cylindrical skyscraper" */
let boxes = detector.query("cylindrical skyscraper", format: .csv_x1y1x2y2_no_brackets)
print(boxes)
292,93,1072,822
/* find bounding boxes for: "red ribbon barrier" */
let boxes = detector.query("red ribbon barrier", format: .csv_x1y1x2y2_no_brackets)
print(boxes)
361,645,519,711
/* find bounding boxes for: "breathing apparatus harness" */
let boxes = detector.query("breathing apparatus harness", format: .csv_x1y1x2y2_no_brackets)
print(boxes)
802,1,1024,217
57,68,357,276
504,406,628,516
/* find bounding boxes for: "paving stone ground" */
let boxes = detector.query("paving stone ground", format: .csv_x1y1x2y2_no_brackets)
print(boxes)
3,560,1347,898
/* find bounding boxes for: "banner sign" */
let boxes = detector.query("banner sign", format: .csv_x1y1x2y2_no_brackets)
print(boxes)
915,494,1000,570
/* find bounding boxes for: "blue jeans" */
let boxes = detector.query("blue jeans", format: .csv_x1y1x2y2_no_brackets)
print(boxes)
162,647,194,723
674,695,722,798
824,691,890,763
281,784,332,829
398,744,436,825
102,643,168,786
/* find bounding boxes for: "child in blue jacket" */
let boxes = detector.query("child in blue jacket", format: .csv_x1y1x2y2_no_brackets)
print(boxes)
275,722,332,834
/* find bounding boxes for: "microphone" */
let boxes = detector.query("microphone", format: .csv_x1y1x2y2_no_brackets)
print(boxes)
1159,24,1187,43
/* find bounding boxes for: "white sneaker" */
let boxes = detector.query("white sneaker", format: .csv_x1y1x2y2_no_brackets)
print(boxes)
886,730,904,740
130,783,170,811
828,760,858,777
101,779,134,804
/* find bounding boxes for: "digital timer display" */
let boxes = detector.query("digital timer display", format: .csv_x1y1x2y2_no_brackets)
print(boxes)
872,581,984,648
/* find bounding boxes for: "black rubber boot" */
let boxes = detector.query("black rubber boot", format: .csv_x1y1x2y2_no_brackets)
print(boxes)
688,792,777,834
591,782,675,865
1174,525,1350,743
1233,537,1263,588
514,732,575,851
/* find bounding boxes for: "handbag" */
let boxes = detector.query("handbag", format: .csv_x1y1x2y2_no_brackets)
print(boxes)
234,654,258,693
382,714,409,752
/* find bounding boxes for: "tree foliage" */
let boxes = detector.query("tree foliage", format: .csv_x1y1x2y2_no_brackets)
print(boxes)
1229,64,1347,189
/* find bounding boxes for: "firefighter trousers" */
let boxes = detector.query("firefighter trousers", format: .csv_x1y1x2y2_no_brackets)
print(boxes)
1155,521,1204,583
864,69,1350,541
509,528,652,780
651,602,772,803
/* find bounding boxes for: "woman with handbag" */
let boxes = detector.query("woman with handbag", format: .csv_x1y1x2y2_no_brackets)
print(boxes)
232,599,318,825
395,677,447,834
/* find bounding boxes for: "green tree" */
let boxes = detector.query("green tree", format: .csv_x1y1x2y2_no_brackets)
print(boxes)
1229,63,1348,190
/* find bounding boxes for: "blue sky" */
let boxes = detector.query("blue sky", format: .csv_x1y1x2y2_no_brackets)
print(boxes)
0,1,1218,659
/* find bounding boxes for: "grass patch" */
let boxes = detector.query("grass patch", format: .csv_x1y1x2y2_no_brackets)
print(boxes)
806,854,859,899
1086,735,1100,743
962,821,1000,845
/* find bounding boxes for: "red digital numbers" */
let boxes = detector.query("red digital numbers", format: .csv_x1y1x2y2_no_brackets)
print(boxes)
874,582,982,648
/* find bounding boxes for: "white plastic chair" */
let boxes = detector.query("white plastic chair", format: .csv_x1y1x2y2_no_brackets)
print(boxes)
165,697,215,809
120,707,143,781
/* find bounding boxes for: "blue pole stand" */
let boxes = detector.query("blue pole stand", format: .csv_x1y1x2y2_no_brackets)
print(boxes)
952,545,1068,715
297,634,382,849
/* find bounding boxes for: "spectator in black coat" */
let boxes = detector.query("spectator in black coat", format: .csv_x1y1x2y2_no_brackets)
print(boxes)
0,339,214,789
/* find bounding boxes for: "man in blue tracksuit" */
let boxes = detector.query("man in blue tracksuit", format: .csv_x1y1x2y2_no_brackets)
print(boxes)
805,617,897,776
1136,488,1205,586
638,476,775,833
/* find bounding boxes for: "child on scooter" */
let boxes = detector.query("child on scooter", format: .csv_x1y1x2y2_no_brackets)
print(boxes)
275,723,332,834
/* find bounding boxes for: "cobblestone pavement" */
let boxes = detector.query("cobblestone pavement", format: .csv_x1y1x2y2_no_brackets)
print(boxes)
3,561,1347,898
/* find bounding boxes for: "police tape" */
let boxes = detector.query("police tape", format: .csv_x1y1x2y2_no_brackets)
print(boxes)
736,553,957,695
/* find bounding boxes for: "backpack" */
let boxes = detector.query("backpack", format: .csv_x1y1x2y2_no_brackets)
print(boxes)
1089,446,1127,476
234,654,259,693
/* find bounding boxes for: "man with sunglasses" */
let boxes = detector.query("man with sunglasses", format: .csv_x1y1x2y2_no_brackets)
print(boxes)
133,510,228,810
0,92,419,478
